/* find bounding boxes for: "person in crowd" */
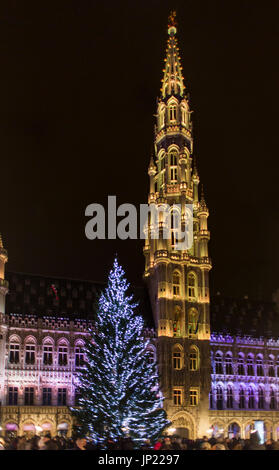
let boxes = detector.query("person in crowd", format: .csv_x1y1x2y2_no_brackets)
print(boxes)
200,441,211,450
71,436,87,450
153,438,163,450
42,433,59,450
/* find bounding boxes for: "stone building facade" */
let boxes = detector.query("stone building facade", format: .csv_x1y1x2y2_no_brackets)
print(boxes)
1,13,279,440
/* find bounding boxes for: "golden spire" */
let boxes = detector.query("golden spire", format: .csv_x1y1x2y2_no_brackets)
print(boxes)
161,11,185,99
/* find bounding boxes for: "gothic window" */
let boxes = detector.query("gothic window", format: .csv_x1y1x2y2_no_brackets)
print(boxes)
172,272,180,296
25,344,35,365
258,387,265,409
225,352,233,375
248,386,255,409
8,387,18,405
215,352,223,374
57,388,67,406
170,210,180,248
169,152,178,183
189,346,199,371
216,385,223,410
270,388,276,410
268,355,275,377
75,345,84,367
227,385,233,409
187,273,197,300
256,355,264,376
190,388,199,406
42,388,52,406
173,389,182,405
247,354,254,376
58,345,68,366
75,389,82,406
43,344,53,365
172,345,183,370
188,309,198,338
147,348,156,364
169,105,177,122
239,386,245,409
9,343,20,364
238,353,245,375
24,387,34,405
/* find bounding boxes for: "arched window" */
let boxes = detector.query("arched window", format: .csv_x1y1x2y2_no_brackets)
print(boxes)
58,340,68,366
215,352,223,375
9,339,20,364
238,353,245,375
225,352,233,375
268,355,275,377
172,272,181,296
247,354,254,376
169,152,178,182
187,273,197,300
172,344,183,370
248,386,255,409
258,386,265,409
227,385,234,409
270,388,276,410
188,309,198,338
216,385,223,410
147,348,156,364
25,338,36,365
256,355,264,376
43,339,53,366
239,386,245,409
189,346,199,371
75,342,85,367
170,209,180,248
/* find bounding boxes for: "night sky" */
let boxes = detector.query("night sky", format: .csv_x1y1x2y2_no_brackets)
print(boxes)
1,0,279,301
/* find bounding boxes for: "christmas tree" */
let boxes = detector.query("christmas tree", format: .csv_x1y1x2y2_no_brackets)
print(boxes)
71,258,169,445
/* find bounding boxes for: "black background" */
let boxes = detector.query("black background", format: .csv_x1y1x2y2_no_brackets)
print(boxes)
1,0,279,300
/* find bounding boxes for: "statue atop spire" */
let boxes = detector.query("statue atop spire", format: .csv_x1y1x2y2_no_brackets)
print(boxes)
168,10,177,34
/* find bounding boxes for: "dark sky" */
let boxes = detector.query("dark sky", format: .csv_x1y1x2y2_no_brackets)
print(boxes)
1,0,279,301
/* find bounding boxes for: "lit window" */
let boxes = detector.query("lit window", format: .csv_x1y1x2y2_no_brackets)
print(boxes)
256,356,264,376
173,346,182,370
239,386,245,409
216,385,223,410
188,309,198,338
173,389,182,405
238,354,245,375
170,210,180,248
190,388,199,406
248,386,255,409
172,272,180,296
188,273,197,300
189,347,198,371
258,387,265,409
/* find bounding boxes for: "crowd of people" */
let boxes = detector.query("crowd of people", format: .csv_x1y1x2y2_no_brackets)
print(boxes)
1,431,279,450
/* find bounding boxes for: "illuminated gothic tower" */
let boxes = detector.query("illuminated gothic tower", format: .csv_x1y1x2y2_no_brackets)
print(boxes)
144,12,212,438
0,234,8,406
